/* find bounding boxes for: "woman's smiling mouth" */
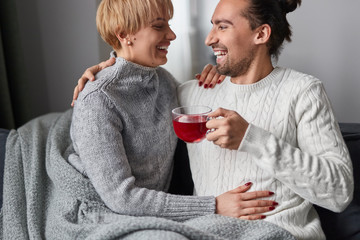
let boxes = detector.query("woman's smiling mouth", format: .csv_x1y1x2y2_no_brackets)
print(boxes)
157,45,169,54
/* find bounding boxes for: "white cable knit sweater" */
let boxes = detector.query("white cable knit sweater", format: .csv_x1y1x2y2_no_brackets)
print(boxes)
177,67,354,240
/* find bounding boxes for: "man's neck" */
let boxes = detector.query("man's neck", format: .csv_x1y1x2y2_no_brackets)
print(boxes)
230,56,274,85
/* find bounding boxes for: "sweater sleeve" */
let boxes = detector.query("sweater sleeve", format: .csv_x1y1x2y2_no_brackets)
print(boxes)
71,92,215,221
238,82,354,212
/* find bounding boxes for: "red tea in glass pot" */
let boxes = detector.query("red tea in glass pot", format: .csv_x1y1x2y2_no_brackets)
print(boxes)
172,106,212,143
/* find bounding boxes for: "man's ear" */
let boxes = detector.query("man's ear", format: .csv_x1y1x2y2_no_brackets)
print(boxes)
254,24,271,45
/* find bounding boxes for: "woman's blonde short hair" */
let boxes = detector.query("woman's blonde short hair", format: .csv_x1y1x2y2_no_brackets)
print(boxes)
96,0,174,50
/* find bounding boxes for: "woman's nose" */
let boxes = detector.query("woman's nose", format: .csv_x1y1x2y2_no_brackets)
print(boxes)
167,27,176,41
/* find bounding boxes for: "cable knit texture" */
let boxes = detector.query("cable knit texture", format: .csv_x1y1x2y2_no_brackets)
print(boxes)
177,67,354,240
0,110,295,239
69,56,215,221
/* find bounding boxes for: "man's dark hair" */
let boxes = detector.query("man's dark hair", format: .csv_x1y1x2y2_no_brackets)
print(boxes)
241,0,302,59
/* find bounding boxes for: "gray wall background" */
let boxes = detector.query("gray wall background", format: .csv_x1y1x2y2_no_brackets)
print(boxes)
14,0,360,123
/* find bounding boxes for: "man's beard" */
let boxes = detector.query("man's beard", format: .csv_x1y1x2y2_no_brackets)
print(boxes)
216,48,255,77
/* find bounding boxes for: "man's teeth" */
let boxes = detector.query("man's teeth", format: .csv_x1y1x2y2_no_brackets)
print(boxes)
157,46,168,50
214,51,227,57
214,51,226,57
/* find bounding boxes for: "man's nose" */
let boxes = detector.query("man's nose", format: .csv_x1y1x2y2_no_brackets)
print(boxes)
206,27,219,46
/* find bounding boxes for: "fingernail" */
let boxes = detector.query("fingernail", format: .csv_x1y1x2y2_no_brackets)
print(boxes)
273,202,279,206
209,84,213,88
217,79,222,84
269,206,275,210
195,74,201,80
269,191,274,195
204,84,208,88
199,81,203,87
261,215,266,219
245,182,252,186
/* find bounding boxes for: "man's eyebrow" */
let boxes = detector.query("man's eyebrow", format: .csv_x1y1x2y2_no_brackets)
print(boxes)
211,19,234,25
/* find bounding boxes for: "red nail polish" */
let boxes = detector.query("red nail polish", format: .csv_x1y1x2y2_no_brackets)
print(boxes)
245,182,252,186
217,80,222,84
209,84,213,88
199,81,203,87
204,84,208,88
269,206,275,210
273,202,279,206
261,215,266,219
269,191,274,195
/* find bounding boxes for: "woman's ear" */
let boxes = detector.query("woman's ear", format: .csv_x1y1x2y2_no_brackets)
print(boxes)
116,32,133,46
254,24,271,45
115,32,130,45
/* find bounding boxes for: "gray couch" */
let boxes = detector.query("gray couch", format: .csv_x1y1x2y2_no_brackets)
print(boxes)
1,123,359,239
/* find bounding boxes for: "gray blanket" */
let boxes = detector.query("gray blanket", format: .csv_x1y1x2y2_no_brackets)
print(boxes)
0,109,295,239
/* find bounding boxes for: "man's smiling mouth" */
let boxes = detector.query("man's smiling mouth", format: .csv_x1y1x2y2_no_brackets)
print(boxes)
214,50,227,62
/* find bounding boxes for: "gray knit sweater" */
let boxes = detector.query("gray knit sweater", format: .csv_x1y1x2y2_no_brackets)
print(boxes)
69,56,215,221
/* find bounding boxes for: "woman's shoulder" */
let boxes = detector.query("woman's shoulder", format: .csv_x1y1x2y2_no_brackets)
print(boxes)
76,69,116,101
79,58,144,100
156,67,179,87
